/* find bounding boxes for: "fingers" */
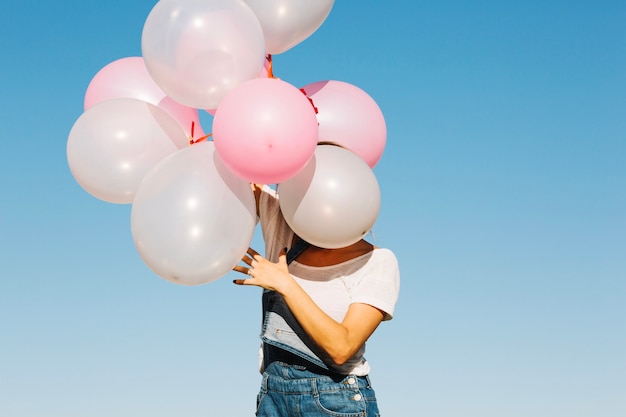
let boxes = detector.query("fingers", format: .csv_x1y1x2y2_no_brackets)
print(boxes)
240,247,262,267
232,265,251,275
234,247,263,281
277,247,288,264
247,247,261,258
232,264,254,285
233,247,284,289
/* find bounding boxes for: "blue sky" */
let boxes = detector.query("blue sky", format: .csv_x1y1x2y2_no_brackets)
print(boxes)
1,1,625,416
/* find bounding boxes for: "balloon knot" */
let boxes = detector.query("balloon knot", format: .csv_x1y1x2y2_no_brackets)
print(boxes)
300,88,318,114
189,133,212,145
188,120,213,145
266,54,275,78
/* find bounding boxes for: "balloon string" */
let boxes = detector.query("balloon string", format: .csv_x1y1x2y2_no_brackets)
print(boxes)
189,133,212,145
187,120,212,145
299,88,318,114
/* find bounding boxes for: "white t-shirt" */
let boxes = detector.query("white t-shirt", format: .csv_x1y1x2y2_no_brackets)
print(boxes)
259,187,400,375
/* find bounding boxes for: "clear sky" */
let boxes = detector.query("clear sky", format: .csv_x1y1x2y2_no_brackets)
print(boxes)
1,1,625,416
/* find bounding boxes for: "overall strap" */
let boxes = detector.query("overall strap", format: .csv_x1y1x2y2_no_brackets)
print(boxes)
286,236,310,265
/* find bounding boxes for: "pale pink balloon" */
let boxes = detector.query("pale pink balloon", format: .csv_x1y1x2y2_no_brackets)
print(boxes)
213,78,318,184
300,80,386,167
84,56,205,138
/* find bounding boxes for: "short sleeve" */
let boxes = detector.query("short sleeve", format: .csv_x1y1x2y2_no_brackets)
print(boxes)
351,249,400,321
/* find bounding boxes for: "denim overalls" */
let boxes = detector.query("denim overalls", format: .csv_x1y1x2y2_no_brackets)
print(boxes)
255,240,380,416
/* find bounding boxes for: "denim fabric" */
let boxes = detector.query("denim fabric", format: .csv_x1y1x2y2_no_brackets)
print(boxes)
261,290,336,372
256,362,380,417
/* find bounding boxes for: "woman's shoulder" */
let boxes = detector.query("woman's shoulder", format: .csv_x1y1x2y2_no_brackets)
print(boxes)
371,247,398,264
368,247,400,279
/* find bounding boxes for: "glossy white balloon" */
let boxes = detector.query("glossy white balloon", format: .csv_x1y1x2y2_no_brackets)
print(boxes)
142,0,266,109
244,0,334,54
131,141,256,285
66,98,188,204
278,145,381,249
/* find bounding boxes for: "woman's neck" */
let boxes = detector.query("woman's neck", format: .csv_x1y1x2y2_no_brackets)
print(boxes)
291,237,374,267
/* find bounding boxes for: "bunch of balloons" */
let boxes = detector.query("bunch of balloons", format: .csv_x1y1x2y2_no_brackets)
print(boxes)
66,0,387,285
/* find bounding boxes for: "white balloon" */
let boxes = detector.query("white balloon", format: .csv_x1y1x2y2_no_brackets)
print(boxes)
66,98,188,204
142,0,266,109
278,145,380,249
131,141,256,285
244,0,334,54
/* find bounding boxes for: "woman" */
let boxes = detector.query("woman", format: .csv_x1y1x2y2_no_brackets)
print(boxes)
233,182,400,416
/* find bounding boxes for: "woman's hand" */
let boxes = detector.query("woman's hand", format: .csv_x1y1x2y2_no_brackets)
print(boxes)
232,247,296,295
232,248,384,366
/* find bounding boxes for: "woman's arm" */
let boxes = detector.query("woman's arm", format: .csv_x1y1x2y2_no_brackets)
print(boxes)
233,248,384,366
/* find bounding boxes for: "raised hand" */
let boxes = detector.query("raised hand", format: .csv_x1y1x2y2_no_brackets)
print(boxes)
232,247,295,294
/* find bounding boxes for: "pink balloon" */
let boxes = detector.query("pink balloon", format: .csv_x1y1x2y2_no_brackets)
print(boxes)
84,57,205,139
213,78,318,184
300,80,386,167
